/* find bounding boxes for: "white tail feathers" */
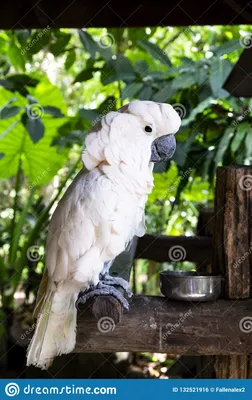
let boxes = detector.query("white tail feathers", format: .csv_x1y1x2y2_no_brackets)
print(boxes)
26,290,77,370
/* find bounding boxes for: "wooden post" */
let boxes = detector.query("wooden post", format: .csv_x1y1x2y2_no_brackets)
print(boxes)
212,165,252,378
213,165,252,298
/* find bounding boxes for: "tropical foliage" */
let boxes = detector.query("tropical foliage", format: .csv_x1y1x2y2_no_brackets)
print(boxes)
0,25,251,305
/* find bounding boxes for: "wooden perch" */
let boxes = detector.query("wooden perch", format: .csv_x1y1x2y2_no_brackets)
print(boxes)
0,0,249,29
135,234,212,264
75,296,252,355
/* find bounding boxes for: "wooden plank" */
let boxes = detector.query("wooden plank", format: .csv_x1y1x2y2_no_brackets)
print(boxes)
0,0,251,29
135,234,212,264
215,355,252,379
224,48,252,98
75,296,252,355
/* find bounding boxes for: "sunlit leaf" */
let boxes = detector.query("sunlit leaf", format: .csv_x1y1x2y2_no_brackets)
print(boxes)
210,58,233,98
215,39,241,56
73,68,98,83
78,30,98,59
231,122,248,152
65,50,76,70
21,112,45,143
137,40,172,67
0,106,20,119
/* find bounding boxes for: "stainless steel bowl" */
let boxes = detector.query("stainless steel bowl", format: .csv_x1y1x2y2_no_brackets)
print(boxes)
160,271,222,302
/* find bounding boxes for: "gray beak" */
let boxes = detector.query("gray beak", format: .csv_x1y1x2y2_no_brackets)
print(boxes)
150,134,176,162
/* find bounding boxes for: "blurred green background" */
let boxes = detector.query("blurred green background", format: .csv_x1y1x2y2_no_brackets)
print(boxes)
0,25,251,312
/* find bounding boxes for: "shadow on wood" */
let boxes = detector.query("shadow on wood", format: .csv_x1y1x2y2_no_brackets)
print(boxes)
76,295,252,355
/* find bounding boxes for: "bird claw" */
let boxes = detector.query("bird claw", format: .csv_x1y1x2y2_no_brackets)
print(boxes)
75,282,130,310
100,273,133,298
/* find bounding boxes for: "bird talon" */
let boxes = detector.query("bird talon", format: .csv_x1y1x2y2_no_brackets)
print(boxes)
75,282,130,311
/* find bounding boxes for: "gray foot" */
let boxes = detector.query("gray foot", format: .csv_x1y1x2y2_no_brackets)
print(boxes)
76,282,130,310
100,273,133,298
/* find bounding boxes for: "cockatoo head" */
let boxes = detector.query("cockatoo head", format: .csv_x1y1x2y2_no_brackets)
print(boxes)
82,100,181,170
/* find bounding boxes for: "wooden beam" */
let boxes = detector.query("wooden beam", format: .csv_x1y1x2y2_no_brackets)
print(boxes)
0,0,250,29
135,234,212,264
75,296,252,355
223,48,252,98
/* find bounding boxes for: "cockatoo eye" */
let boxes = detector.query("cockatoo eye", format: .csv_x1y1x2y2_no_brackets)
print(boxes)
144,126,152,133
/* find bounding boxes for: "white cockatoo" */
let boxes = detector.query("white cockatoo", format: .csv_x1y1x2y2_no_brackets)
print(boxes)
26,100,181,369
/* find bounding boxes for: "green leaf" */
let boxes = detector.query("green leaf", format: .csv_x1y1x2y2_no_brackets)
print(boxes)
101,56,136,85
48,32,71,56
79,108,100,122
8,39,25,71
138,85,152,100
172,72,198,90
201,150,214,180
21,112,45,143
0,106,20,119
65,50,76,70
98,96,116,113
231,122,248,152
78,30,98,59
210,58,233,98
215,39,241,57
245,125,252,158
97,45,113,62
26,29,52,55
121,83,143,100
0,117,66,183
16,30,31,47
137,40,172,67
0,79,15,90
215,127,234,166
182,97,214,126
135,60,149,76
153,81,176,102
43,106,64,118
73,68,98,83
172,131,198,167
8,74,39,87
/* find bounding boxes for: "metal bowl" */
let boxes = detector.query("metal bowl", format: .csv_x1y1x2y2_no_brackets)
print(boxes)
160,270,222,302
